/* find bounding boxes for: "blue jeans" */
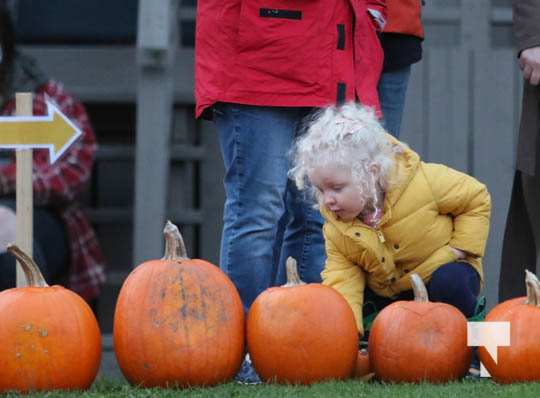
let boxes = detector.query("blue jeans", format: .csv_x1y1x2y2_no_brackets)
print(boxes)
273,180,325,286
214,103,326,310
377,65,412,138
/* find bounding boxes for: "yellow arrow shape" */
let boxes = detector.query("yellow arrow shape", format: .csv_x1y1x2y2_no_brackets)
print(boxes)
0,101,81,163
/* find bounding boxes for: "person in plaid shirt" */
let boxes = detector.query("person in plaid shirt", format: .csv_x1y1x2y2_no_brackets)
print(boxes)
0,4,105,302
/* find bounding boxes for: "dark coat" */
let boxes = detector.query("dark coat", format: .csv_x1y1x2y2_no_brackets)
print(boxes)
514,0,540,176
499,0,540,301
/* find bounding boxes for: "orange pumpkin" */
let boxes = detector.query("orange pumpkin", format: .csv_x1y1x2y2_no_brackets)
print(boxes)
353,349,373,380
369,273,471,383
113,221,244,387
247,257,358,384
0,245,101,392
478,270,540,383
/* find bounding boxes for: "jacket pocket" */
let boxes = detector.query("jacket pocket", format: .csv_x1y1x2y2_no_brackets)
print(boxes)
410,245,459,280
234,0,324,91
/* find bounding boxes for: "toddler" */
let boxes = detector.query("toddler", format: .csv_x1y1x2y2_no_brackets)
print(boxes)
290,102,491,335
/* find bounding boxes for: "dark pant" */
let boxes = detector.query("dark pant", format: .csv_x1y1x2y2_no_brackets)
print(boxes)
0,199,69,290
364,262,481,319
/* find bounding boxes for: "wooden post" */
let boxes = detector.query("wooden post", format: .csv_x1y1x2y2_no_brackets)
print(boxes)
133,0,177,264
15,93,33,287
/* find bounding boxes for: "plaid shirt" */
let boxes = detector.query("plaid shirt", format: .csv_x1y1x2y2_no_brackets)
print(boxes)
0,81,106,301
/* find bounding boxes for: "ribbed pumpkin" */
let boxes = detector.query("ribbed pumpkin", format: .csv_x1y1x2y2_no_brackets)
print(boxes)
479,270,540,383
0,245,101,392
113,221,244,387
369,273,471,383
247,257,358,384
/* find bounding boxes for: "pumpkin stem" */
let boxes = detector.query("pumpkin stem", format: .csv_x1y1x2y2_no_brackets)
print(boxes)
6,244,48,287
162,221,189,260
525,269,540,307
410,273,429,302
283,257,306,287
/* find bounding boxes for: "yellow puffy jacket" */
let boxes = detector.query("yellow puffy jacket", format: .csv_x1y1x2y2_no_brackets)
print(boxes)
320,143,491,334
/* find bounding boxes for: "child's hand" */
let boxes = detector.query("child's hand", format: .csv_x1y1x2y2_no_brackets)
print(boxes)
449,246,467,260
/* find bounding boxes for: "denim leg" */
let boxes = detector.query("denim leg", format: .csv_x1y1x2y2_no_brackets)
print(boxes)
427,262,481,318
377,65,412,138
274,181,325,285
215,103,305,310
272,203,287,285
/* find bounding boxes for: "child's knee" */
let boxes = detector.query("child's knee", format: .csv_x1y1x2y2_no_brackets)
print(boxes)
428,263,479,316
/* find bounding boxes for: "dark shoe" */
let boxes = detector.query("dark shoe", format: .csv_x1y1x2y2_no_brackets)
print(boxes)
466,348,481,379
234,354,261,385
465,298,486,380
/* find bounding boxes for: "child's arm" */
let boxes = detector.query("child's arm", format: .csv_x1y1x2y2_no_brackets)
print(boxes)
424,163,491,258
321,230,367,335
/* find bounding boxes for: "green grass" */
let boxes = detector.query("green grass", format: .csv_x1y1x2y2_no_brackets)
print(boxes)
4,378,540,398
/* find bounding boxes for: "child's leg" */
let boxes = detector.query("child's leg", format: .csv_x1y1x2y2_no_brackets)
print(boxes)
427,262,480,317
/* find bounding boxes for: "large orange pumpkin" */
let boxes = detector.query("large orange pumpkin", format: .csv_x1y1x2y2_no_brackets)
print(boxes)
247,257,358,384
113,221,244,387
369,273,471,383
478,270,540,383
0,245,101,392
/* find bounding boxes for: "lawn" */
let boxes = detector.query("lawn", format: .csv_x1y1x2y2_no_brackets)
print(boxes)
4,378,540,398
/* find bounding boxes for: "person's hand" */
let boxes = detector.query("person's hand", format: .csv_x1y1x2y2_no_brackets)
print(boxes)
519,46,540,85
0,205,16,254
449,246,466,260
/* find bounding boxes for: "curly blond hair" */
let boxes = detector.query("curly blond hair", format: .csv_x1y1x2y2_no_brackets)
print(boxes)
289,102,406,210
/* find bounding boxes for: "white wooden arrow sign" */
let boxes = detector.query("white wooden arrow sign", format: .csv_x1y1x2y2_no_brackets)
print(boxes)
0,93,83,287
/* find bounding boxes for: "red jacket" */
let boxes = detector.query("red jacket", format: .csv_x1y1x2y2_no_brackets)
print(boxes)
195,0,386,118
384,0,423,38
